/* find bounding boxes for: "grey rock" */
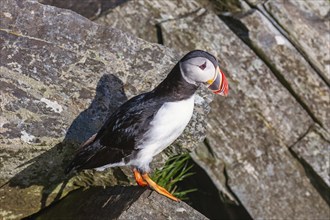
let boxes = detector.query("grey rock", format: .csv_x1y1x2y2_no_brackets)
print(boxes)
235,9,330,131
264,0,330,84
27,186,207,220
228,7,330,205
96,0,330,218
291,125,330,189
227,146,330,220
0,0,212,218
95,0,202,43
161,10,312,147
160,10,329,219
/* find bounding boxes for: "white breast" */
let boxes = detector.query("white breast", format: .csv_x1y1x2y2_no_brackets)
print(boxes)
129,95,195,172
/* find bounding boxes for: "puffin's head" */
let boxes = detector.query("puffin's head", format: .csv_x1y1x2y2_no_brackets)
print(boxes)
179,50,228,96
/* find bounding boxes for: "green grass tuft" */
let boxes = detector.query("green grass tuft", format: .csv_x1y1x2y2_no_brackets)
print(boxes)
151,153,197,200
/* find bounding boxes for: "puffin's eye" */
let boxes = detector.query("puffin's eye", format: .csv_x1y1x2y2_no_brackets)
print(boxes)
199,62,207,70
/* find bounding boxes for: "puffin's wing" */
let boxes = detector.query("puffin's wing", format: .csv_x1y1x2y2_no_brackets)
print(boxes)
65,93,163,173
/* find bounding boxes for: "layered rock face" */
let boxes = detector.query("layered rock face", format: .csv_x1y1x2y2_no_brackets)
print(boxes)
94,0,330,219
264,0,330,84
1,0,329,219
0,0,210,219
160,8,329,220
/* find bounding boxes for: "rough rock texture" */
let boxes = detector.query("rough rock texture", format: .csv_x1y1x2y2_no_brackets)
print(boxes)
264,0,330,84
291,125,330,191
0,0,212,218
55,0,330,219
161,11,312,146
2,0,330,219
95,0,203,43
230,9,330,132
160,9,329,220
28,186,207,220
224,9,330,191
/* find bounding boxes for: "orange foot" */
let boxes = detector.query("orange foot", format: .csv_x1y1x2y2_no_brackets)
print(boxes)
133,168,148,187
132,168,179,202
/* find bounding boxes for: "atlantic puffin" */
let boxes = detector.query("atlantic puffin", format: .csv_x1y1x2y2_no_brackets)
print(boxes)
65,50,228,201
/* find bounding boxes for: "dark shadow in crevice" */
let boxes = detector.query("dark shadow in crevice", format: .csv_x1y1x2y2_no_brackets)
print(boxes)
38,0,129,20
288,147,330,206
218,13,252,46
24,186,146,220
6,74,129,212
177,157,253,220
155,23,164,45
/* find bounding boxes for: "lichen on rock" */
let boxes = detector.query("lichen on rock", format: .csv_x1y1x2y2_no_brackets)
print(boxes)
0,0,211,218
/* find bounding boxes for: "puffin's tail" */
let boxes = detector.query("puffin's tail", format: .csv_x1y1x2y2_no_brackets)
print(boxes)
64,161,76,175
64,149,93,174
64,134,98,174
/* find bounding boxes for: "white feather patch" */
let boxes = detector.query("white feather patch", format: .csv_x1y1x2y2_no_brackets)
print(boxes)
95,161,125,171
129,95,195,172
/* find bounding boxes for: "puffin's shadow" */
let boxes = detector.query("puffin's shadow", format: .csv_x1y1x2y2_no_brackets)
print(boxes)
7,74,132,210
24,186,147,220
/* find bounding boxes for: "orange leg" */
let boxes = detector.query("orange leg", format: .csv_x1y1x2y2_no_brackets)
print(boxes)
142,173,180,202
133,168,148,187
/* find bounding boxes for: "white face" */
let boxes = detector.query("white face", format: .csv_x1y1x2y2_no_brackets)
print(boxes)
179,57,216,85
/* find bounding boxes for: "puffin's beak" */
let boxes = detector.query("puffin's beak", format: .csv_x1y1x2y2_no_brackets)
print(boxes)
207,66,229,96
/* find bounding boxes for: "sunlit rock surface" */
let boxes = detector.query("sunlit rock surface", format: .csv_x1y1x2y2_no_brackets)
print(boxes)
95,0,203,43
94,0,330,219
0,0,211,218
1,0,329,219
264,0,330,84
229,9,330,132
160,10,328,219
291,125,330,189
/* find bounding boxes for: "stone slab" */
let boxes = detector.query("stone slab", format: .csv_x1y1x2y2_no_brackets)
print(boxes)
0,0,212,218
95,0,202,43
227,147,330,220
161,10,313,149
160,10,329,219
236,9,330,131
265,0,330,84
292,125,330,188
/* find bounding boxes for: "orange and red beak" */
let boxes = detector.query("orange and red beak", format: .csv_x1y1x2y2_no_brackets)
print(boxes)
207,66,229,96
